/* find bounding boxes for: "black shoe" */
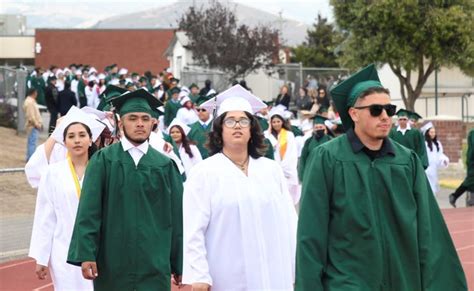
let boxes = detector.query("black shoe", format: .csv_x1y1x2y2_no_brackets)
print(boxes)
449,194,457,208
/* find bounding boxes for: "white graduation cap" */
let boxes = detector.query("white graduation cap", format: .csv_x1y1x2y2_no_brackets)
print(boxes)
269,105,288,119
181,86,190,94
55,69,64,77
51,106,106,145
98,73,106,80
89,67,98,74
178,90,189,100
118,68,128,75
420,121,434,135
75,69,82,75
180,96,191,106
199,84,266,117
167,119,191,136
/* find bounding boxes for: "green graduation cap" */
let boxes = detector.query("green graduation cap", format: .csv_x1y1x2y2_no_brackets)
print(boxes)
330,64,384,130
408,111,422,121
110,88,163,117
169,87,181,96
195,95,211,107
189,83,199,89
311,115,328,125
263,100,274,107
131,72,139,77
396,109,410,118
97,85,127,111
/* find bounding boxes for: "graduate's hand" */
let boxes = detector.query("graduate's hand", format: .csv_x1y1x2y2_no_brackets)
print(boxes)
171,273,182,287
163,142,173,153
35,264,48,280
192,282,210,291
81,261,98,280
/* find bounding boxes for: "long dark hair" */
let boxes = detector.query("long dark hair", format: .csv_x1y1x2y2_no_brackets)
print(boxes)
170,125,194,159
425,128,440,152
63,122,97,159
207,112,268,159
270,114,292,138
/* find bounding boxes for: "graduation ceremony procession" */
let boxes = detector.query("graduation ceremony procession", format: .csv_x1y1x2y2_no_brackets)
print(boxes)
0,0,473,290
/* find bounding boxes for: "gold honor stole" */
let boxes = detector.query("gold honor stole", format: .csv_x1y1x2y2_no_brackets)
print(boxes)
279,128,288,160
67,156,82,198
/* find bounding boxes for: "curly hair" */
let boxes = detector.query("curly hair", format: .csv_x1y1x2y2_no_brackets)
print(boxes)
206,112,268,159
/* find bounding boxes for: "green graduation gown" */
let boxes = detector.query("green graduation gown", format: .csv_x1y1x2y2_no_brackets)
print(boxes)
296,133,467,291
164,100,181,127
461,129,474,190
264,137,274,160
67,142,183,291
389,127,428,168
291,125,304,137
256,116,269,131
77,79,87,108
31,75,46,106
297,134,331,182
189,93,200,104
187,121,211,159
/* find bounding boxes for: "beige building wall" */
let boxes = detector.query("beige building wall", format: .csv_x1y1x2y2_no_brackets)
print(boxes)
0,36,35,58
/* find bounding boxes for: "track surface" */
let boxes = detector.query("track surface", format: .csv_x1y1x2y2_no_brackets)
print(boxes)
0,208,472,290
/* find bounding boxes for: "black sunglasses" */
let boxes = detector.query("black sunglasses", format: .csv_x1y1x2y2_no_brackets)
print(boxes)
353,104,397,117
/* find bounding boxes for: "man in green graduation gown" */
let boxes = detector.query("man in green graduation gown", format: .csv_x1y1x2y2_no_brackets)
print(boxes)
187,95,213,159
297,115,331,182
67,88,183,290
188,83,200,103
449,128,474,207
296,64,467,291
164,87,182,127
389,109,429,168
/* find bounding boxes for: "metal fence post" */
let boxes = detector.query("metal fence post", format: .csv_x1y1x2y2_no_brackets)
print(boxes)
16,70,27,134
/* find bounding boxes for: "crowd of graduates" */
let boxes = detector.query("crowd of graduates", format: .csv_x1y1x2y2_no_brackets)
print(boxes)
21,63,470,290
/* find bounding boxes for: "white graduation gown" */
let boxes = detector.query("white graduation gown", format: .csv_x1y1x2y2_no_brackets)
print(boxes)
148,131,185,174
178,144,202,176
183,154,297,291
176,108,199,125
28,159,93,291
25,143,68,188
265,130,300,204
425,141,449,195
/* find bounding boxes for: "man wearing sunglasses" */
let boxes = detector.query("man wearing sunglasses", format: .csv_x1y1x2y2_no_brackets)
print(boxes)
296,64,466,290
187,95,214,159
389,109,429,169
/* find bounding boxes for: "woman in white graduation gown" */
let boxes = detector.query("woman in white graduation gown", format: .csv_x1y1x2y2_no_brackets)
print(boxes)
176,95,199,125
29,109,105,291
182,85,297,291
265,108,300,205
421,122,449,195
168,119,202,176
24,106,112,188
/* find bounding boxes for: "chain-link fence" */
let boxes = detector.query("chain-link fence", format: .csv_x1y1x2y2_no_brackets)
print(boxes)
276,63,350,98
180,68,230,93
0,67,27,132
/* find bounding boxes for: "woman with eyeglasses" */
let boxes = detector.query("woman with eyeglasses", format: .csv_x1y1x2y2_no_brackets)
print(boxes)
182,85,297,291
265,107,300,205
168,120,202,177
29,107,105,291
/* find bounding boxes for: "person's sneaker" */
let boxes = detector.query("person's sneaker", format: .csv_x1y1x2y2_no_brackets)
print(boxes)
449,194,457,208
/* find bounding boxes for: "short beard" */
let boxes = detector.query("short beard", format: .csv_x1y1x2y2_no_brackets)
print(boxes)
123,126,149,145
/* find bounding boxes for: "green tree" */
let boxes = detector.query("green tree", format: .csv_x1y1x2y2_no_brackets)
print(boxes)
178,1,279,81
291,13,342,67
331,0,474,110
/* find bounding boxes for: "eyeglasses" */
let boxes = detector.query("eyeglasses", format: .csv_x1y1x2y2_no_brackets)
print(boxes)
196,108,207,112
223,117,251,128
353,104,397,117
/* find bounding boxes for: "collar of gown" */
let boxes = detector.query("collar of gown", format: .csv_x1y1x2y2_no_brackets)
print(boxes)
121,136,149,155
